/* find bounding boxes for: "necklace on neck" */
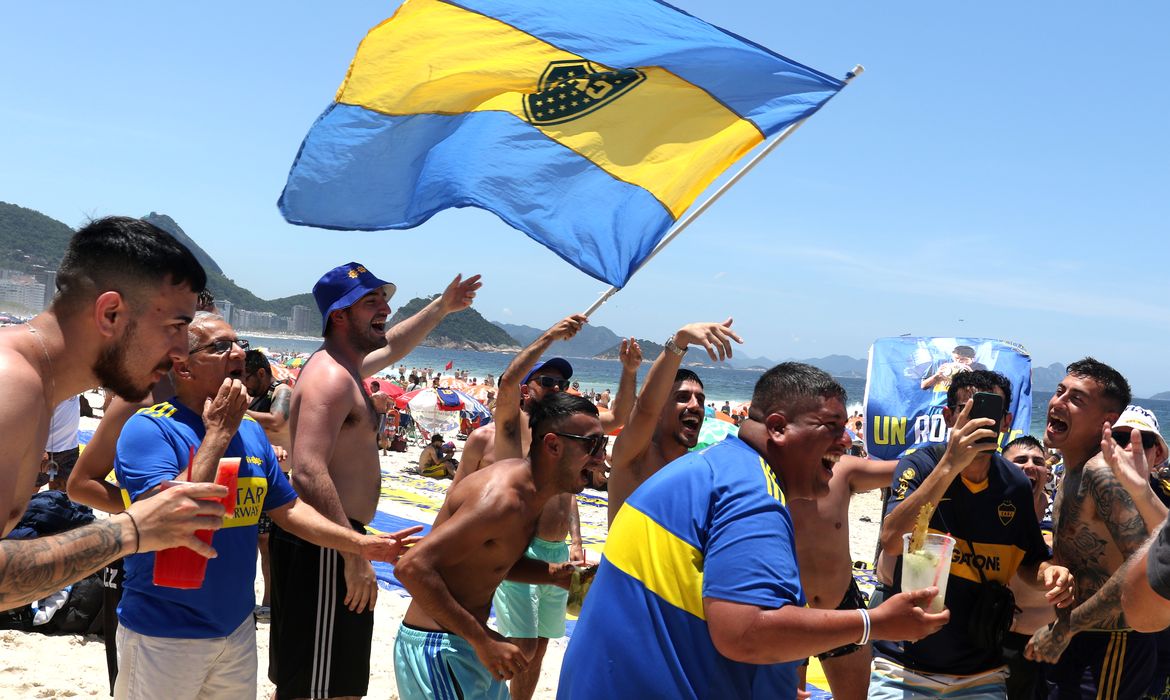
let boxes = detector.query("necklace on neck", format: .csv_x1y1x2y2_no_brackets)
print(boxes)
25,321,56,401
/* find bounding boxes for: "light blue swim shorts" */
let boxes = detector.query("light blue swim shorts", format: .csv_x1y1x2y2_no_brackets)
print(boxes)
493,537,570,639
393,623,508,700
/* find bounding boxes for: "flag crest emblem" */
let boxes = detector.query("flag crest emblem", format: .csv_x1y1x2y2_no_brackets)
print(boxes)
522,60,645,126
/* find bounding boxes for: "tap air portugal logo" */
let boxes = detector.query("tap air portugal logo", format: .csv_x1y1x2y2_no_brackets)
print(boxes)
225,476,269,527
523,60,645,126
998,500,1016,526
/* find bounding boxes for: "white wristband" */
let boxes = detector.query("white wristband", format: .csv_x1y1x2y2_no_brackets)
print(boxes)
856,608,871,646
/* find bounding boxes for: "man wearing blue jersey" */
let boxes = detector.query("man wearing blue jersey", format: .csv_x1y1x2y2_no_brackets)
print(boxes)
559,362,950,699
875,370,1073,698
112,313,417,700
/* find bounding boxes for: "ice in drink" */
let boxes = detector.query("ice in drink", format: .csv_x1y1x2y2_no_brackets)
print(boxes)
901,532,955,613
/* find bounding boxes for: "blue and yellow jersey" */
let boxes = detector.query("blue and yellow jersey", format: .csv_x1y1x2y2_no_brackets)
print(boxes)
878,448,1050,675
115,399,298,639
558,436,802,699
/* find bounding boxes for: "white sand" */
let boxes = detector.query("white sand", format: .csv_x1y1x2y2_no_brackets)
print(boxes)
0,398,885,698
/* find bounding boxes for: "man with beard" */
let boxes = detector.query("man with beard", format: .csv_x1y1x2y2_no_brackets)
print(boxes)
1025,360,1158,700
0,216,228,609
112,312,418,699
559,363,951,699
393,393,606,699
449,314,639,700
605,318,742,525
269,262,480,700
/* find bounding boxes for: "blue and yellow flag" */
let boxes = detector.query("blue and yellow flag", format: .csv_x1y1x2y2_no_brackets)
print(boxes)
279,0,844,286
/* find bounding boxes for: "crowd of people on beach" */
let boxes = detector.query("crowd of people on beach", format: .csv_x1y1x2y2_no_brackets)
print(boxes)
4,217,1170,700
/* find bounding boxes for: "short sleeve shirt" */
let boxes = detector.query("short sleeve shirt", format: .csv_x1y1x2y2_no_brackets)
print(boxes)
558,436,803,699
115,399,297,638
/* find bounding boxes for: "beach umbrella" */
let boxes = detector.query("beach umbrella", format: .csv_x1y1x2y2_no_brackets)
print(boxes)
691,418,739,451
402,388,464,436
449,389,492,422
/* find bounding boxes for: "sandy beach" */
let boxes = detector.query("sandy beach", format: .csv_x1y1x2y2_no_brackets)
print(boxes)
1,396,886,699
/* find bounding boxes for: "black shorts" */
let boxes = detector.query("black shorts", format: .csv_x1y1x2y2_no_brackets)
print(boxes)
1044,629,1155,700
47,446,80,485
268,520,374,699
257,512,273,535
817,577,868,660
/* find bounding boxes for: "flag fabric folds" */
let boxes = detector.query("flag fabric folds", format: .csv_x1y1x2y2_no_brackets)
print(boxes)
279,0,845,286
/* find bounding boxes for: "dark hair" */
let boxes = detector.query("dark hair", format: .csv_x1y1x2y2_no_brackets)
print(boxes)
947,370,1013,411
1004,435,1044,454
1067,357,1130,413
675,368,703,388
953,345,976,358
431,434,443,443
528,392,599,435
371,381,380,390
244,349,271,375
196,289,216,311
54,216,207,313
750,362,846,418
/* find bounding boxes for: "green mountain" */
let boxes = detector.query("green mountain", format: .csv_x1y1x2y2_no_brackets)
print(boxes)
391,295,520,350
493,321,621,357
0,202,76,270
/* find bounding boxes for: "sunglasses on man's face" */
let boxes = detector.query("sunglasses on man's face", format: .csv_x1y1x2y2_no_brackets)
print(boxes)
551,432,608,457
1112,429,1160,451
191,337,250,355
533,376,570,391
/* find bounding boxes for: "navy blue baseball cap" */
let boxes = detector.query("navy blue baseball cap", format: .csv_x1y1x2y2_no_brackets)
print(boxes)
522,357,573,385
312,262,396,335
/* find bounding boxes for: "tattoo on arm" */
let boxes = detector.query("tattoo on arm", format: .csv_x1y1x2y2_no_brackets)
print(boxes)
271,388,291,421
1070,561,1127,632
0,520,125,609
1088,469,1149,556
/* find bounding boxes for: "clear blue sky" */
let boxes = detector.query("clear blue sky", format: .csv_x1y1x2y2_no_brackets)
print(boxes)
3,2,1168,394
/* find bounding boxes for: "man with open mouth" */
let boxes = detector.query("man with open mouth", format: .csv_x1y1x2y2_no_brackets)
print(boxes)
1026,359,1160,700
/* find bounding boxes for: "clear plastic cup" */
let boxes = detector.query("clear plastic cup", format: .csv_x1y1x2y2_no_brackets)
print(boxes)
901,532,956,613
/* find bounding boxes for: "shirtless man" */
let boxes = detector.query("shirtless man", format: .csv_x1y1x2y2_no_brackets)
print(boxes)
452,314,638,700
393,393,606,699
788,452,898,700
606,319,742,525
0,216,227,610
369,380,393,455
269,262,479,700
1026,359,1158,700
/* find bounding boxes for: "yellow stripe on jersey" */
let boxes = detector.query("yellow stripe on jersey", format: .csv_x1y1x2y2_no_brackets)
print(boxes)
223,476,269,528
605,504,705,619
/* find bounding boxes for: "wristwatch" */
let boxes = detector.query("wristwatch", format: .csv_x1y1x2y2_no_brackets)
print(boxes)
664,336,685,358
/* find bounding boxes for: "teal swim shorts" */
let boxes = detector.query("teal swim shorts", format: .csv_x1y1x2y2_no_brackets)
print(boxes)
493,537,570,639
393,623,507,700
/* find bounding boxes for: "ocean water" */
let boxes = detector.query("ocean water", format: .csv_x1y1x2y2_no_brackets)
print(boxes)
243,335,1170,441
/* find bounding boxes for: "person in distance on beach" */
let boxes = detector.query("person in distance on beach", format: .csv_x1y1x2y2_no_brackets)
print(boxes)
268,262,479,700
605,318,742,525
0,216,229,611
1026,361,1161,700
393,393,607,699
112,312,417,699
559,363,950,699
450,314,640,700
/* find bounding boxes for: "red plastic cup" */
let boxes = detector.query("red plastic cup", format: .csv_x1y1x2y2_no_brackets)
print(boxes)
215,458,240,516
151,474,227,590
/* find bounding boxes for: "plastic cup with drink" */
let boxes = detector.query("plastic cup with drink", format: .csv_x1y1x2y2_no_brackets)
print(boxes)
901,532,956,613
152,457,241,589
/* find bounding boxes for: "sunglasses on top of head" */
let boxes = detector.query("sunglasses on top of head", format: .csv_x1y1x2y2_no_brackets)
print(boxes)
533,376,570,391
550,432,608,457
1112,429,1160,451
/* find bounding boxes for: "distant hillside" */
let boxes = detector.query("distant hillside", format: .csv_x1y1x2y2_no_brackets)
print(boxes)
594,338,723,367
493,321,621,358
1151,391,1170,401
1031,362,1066,392
0,202,75,270
785,354,867,378
393,296,519,350
142,213,223,275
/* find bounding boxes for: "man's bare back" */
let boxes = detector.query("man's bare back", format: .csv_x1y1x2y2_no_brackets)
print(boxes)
290,350,381,524
402,459,548,630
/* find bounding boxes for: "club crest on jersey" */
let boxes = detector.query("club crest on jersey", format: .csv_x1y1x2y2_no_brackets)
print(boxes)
998,500,1016,526
522,60,645,126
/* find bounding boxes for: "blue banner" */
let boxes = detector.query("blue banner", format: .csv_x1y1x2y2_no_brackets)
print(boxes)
863,337,1032,460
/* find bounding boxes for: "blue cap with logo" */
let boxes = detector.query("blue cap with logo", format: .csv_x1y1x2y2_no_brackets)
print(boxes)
522,357,573,385
312,262,396,335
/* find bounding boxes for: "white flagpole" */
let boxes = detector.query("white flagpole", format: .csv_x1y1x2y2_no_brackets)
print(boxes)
582,64,865,318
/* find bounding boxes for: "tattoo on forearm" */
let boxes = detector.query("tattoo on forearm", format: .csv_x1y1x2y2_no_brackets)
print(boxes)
1088,470,1149,554
0,520,123,609
272,389,291,421
1071,569,1126,632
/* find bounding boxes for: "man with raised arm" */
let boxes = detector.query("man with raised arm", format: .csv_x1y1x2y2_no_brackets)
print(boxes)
393,393,607,699
112,312,417,699
1026,360,1160,699
269,262,479,700
605,319,742,525
560,363,951,699
451,314,639,700
0,216,227,611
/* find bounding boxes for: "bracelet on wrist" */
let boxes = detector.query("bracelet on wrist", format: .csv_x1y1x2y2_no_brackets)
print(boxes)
123,510,141,554
856,608,871,646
